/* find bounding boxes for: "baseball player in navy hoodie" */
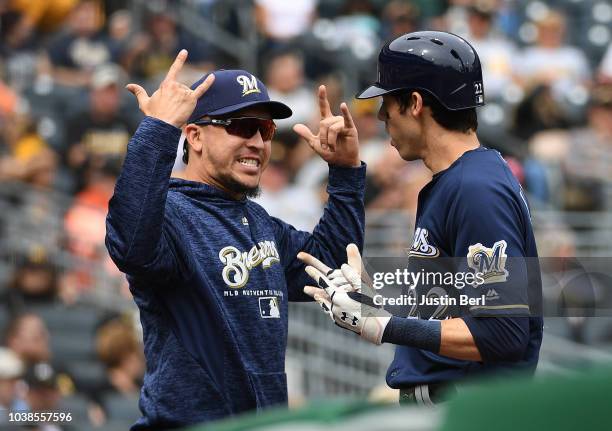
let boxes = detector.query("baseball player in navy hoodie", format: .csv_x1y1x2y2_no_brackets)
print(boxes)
105,50,365,430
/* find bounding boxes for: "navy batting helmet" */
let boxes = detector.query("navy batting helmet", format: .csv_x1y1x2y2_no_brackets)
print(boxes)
356,31,485,111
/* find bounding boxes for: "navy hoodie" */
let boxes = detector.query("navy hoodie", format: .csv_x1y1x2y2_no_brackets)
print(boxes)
105,117,365,430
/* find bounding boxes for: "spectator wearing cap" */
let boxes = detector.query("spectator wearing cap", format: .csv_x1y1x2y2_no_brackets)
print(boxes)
46,0,120,87
2,252,60,311
23,362,64,420
62,63,137,192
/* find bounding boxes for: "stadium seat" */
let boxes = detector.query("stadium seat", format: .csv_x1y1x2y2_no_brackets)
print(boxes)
32,303,100,333
102,393,141,423
51,331,97,362
57,393,91,425
66,359,107,392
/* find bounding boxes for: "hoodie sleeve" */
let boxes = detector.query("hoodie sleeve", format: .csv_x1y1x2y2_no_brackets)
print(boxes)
272,163,366,301
105,117,182,279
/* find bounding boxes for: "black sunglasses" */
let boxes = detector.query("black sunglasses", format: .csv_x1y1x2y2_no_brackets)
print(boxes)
192,117,276,141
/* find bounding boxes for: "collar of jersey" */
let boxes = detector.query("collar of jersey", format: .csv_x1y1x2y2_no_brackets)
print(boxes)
432,145,485,180
169,177,248,204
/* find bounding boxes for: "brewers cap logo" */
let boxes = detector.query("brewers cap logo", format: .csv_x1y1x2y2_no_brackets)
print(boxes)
236,74,261,96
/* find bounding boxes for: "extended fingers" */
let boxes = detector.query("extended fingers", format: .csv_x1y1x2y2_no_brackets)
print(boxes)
193,74,215,99
293,124,317,149
304,285,331,304
165,49,188,82
125,83,149,109
318,85,332,119
298,251,332,275
340,102,356,129
304,265,335,294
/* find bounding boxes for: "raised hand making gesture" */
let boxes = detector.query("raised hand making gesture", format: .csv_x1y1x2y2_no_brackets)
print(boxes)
293,85,360,168
126,49,215,128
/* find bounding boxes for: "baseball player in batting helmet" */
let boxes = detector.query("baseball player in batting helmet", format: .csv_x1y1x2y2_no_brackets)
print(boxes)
299,31,543,405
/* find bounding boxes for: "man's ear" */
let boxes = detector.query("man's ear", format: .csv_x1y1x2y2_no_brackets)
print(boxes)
184,124,204,155
410,91,424,117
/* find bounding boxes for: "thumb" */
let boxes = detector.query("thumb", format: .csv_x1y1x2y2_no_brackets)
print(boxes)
293,124,317,148
346,243,362,276
126,83,149,106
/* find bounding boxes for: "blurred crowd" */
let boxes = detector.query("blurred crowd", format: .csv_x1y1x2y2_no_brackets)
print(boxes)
1,0,612,429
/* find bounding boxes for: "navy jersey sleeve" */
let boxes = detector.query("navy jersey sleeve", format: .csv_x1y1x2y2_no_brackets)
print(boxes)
448,162,535,363
463,315,530,363
272,164,366,302
105,117,182,280
448,172,531,317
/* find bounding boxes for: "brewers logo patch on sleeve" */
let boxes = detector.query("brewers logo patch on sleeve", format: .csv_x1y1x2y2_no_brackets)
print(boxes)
467,240,509,284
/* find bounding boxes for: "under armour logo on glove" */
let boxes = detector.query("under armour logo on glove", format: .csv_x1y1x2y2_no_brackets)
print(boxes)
340,312,359,326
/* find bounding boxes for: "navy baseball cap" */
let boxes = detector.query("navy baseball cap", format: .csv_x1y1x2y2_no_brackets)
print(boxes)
186,69,292,123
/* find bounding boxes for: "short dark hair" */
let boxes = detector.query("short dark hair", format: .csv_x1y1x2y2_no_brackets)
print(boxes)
392,90,478,133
